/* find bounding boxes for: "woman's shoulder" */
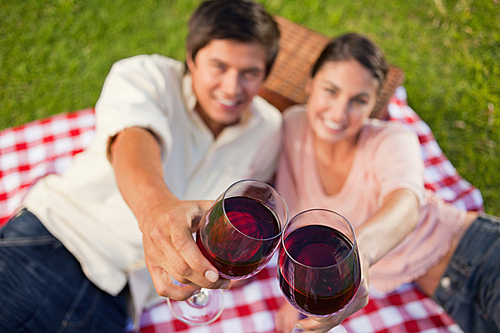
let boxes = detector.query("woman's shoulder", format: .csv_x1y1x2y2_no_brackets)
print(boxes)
360,119,423,174
283,104,307,120
282,104,308,132
363,118,418,144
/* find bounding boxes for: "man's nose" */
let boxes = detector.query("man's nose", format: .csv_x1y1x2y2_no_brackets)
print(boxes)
221,71,243,96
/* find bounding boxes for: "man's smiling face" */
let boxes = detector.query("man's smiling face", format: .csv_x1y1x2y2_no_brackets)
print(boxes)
187,39,267,137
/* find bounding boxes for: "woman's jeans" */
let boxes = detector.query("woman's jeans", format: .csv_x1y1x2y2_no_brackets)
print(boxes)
433,213,500,333
0,209,129,333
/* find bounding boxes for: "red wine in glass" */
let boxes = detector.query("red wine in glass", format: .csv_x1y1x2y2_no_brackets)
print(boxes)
278,209,360,332
279,224,360,315
168,179,288,326
197,196,281,279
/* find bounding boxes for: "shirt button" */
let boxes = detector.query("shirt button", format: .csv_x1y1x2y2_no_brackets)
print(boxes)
440,276,451,289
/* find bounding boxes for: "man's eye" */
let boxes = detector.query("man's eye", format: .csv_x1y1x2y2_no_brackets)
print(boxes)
244,71,260,80
356,99,367,104
214,64,226,71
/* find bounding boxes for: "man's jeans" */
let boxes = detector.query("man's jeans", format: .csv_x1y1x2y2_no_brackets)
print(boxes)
0,209,128,333
433,214,500,333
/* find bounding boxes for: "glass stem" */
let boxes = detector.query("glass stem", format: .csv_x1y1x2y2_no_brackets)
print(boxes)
186,288,210,308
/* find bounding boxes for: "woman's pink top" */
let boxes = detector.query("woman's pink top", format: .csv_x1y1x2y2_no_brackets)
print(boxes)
276,105,466,292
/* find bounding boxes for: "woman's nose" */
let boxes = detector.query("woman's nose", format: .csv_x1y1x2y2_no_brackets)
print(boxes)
326,100,349,121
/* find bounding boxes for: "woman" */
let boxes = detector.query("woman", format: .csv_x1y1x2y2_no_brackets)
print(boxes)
274,33,500,333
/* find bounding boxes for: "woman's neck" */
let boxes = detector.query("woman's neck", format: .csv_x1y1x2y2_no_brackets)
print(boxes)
314,129,361,163
313,129,362,196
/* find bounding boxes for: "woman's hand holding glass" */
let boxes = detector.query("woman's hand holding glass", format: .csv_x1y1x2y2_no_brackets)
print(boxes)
288,260,369,332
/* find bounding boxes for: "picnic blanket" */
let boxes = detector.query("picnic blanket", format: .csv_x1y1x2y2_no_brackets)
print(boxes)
0,86,483,332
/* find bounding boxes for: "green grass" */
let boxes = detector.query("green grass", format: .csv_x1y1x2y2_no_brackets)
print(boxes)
1,0,499,215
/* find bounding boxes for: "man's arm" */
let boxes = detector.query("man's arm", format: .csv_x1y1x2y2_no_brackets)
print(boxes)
109,126,230,300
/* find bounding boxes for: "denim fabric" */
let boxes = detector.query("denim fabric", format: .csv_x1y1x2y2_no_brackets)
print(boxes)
0,209,129,333
433,214,500,333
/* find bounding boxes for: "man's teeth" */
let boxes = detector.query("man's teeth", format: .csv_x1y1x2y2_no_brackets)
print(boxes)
218,98,238,107
323,118,342,130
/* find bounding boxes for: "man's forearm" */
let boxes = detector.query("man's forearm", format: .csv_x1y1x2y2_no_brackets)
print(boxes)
108,126,177,228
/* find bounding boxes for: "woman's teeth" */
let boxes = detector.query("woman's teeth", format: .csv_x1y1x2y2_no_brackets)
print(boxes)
323,118,343,130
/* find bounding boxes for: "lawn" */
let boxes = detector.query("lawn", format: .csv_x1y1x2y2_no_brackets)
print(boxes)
1,0,499,215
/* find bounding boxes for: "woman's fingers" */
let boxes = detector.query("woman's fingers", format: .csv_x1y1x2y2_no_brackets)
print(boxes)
275,301,301,332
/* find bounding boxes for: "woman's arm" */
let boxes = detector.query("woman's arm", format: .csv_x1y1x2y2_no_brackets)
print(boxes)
356,188,420,268
109,127,230,300
280,188,419,333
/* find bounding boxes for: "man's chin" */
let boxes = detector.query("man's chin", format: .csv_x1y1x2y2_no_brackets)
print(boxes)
216,110,245,126
219,117,241,127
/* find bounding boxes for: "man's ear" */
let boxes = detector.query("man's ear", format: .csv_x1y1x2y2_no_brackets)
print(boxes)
186,51,195,72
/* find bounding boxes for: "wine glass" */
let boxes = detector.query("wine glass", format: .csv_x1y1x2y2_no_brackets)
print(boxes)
168,179,288,325
278,209,360,333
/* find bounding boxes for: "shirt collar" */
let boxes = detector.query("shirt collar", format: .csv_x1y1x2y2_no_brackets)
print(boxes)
182,73,198,115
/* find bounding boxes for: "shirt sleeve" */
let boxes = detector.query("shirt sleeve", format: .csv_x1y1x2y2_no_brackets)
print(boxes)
245,96,283,183
94,55,179,158
372,124,426,206
275,105,308,217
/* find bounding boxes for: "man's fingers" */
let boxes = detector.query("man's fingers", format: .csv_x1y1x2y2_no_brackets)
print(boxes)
190,200,213,232
197,200,214,212
148,265,201,300
146,222,226,289
169,222,224,288
144,200,232,291
144,213,213,288
143,234,200,289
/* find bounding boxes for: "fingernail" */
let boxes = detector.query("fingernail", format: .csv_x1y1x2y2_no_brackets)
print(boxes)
221,281,231,290
294,323,303,330
205,270,218,282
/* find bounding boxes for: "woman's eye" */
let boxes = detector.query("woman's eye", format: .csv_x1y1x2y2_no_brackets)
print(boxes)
325,88,336,95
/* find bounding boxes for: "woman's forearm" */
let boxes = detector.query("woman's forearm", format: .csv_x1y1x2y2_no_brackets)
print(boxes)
355,188,420,267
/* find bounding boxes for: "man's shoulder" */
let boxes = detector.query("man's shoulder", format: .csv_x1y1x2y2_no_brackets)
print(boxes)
251,95,283,125
112,54,185,75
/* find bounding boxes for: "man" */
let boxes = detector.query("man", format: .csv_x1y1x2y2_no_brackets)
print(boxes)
0,0,281,331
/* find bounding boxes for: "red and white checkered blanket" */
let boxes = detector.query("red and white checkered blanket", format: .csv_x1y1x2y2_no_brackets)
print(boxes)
135,262,461,333
0,87,482,332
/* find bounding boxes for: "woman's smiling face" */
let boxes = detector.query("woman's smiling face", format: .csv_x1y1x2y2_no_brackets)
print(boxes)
306,59,379,145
